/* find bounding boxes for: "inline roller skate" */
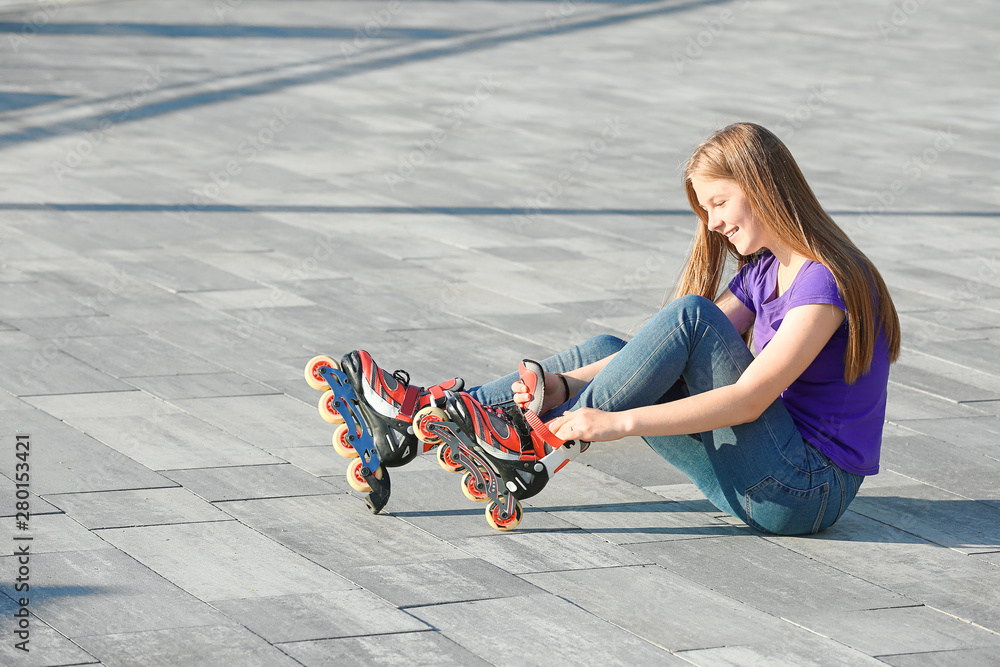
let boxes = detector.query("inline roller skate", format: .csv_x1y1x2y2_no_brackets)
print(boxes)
304,350,464,513
422,359,585,531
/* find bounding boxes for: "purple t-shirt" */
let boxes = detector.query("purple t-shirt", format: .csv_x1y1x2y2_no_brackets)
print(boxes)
728,253,889,475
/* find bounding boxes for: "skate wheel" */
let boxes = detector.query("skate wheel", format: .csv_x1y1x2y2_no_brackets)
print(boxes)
485,499,523,531
305,355,339,391
332,423,361,459
318,390,347,424
436,443,463,474
461,471,488,503
413,406,446,446
346,457,384,493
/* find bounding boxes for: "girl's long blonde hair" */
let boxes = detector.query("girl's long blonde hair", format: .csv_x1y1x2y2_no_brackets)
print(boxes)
677,122,900,383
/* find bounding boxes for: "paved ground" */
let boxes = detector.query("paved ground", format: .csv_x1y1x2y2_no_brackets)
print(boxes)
0,0,999,665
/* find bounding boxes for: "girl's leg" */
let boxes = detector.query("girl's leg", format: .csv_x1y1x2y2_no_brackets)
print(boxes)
564,294,863,535
467,334,627,408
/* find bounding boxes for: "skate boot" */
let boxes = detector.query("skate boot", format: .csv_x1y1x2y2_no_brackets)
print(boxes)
304,350,464,513
421,359,585,531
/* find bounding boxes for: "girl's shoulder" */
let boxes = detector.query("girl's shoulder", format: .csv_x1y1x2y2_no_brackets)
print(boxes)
787,259,846,311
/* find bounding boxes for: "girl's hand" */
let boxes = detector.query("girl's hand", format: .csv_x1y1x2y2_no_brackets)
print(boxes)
546,408,629,443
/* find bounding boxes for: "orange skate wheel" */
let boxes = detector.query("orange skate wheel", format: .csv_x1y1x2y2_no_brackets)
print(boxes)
485,499,523,531
461,471,488,503
332,423,361,459
318,390,347,424
435,443,463,474
304,355,339,391
346,457,384,493
413,406,446,446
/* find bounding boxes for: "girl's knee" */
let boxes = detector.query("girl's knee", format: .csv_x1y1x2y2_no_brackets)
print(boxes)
586,333,626,356
670,293,715,312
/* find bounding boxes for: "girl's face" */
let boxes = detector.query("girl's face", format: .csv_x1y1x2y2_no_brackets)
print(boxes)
689,175,768,256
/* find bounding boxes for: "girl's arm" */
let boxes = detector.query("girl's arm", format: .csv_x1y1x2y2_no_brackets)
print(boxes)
548,303,846,441
715,289,755,335
516,291,753,411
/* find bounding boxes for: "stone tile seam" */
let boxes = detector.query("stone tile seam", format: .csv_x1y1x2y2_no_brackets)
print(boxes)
898,344,1000,378
921,604,1000,637
852,472,996,510
209,492,342,504
38,486,184,500
90,518,237,531
159,461,301,473
270,627,435,648
897,346,1000,377
444,310,557,349
888,378,992,407
872,648,996,660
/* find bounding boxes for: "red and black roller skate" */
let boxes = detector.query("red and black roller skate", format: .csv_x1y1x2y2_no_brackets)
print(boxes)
422,359,584,531
304,350,464,513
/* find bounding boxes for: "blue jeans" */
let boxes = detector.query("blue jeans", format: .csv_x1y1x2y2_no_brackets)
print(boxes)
469,294,864,535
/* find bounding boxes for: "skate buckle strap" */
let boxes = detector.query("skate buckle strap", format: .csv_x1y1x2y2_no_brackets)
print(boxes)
524,409,565,451
398,385,421,420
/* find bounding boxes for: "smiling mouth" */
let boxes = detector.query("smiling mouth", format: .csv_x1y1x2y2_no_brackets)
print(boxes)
725,227,739,240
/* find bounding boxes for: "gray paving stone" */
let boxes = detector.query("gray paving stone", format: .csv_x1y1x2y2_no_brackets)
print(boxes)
0,348,132,396
885,383,990,421
65,413,282,470
173,394,335,453
677,633,886,667
0,281,99,319
548,499,748,545
629,534,908,617
524,565,803,652
217,493,468,570
0,419,174,495
7,512,113,553
0,593,97,667
879,432,1000,500
453,530,650,574
58,334,224,378
74,625,301,667
879,648,1000,667
765,515,1000,633
889,363,1000,403
0,549,229,637
212,589,428,643
46,487,229,530
340,557,541,608
521,460,669,510
0,473,59,517
97,521,354,602
890,415,1000,457
791,605,1000,657
25,390,181,420
849,484,1000,553
578,436,692,487
6,315,141,339
269,444,350,477
123,372,278,399
277,630,492,667
114,256,260,293
367,462,580,539
411,593,685,665
164,463,337,502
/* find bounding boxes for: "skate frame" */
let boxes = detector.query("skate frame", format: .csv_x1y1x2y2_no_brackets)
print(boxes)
426,420,584,523
317,365,391,513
